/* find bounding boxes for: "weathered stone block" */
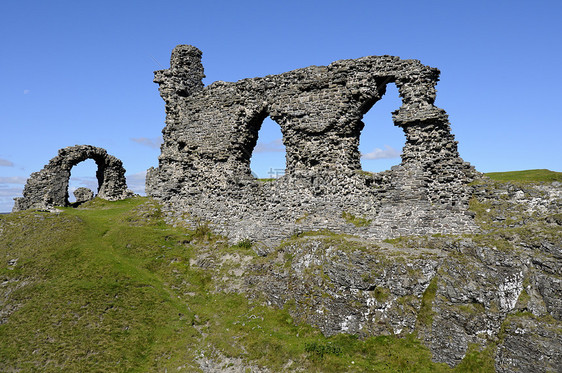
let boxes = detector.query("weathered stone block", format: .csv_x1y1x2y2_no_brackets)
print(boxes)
73,187,94,204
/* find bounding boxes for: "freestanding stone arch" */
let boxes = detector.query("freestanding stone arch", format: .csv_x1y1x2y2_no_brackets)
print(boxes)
13,145,132,212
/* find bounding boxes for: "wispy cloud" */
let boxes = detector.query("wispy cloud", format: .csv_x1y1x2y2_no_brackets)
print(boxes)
0,185,24,213
0,186,24,197
68,176,98,192
0,176,26,212
361,145,401,160
131,137,163,149
254,138,285,153
126,171,147,195
23,89,30,95
0,176,26,184
0,158,14,167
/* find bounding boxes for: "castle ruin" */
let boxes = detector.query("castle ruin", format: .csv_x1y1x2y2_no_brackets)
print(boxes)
13,145,132,211
146,45,479,242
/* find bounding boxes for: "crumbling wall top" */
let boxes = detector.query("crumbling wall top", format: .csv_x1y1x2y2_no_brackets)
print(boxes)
146,45,478,243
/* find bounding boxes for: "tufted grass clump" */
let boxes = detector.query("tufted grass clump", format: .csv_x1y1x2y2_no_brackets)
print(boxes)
417,277,438,327
342,211,371,227
192,220,213,240
374,286,391,302
305,341,343,359
453,343,496,372
234,238,253,249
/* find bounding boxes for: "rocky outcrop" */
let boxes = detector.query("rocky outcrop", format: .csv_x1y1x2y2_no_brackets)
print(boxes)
238,180,562,370
13,145,132,212
73,187,94,204
147,45,479,244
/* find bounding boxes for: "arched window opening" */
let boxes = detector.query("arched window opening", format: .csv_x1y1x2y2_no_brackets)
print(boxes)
68,159,98,203
359,83,405,173
249,117,286,180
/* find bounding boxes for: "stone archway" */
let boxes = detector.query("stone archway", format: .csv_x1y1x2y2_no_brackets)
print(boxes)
13,145,132,212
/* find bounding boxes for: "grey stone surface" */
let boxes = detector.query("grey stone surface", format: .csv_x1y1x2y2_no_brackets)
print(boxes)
236,180,562,369
495,317,562,373
13,145,132,211
147,45,479,244
73,187,94,204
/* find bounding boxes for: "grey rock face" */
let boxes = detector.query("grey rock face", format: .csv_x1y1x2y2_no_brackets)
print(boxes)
496,317,562,373
73,187,94,204
13,145,132,212
147,45,479,244
247,238,442,338
240,180,562,370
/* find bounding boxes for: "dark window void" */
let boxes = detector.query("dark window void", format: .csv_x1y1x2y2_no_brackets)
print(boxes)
250,117,286,179
359,83,405,172
67,159,98,202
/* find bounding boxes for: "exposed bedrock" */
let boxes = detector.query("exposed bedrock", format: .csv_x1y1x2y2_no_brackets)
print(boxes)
147,45,480,243
13,145,132,212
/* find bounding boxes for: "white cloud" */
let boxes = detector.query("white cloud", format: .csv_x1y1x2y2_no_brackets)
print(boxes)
68,176,98,192
23,89,30,94
0,185,24,213
131,136,163,149
361,145,401,160
0,186,24,197
0,158,14,167
0,176,26,184
126,171,147,195
254,138,285,153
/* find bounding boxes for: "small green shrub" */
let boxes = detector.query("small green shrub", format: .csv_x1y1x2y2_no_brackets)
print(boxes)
374,287,391,302
192,221,212,240
304,341,343,358
235,238,253,249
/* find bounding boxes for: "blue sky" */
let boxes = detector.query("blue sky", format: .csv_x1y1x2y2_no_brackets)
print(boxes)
1,0,560,211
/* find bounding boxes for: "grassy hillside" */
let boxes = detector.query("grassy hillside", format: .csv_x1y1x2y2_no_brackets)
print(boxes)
0,197,494,372
485,169,562,182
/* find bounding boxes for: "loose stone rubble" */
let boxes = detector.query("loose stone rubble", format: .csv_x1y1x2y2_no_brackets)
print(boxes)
147,45,479,244
13,145,132,212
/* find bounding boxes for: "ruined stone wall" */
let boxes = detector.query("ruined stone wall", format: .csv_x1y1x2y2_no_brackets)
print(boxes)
147,45,479,243
13,145,131,212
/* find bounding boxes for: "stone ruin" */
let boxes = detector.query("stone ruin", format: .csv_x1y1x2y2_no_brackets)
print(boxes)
9,46,560,373
146,45,479,243
13,45,479,242
13,145,132,212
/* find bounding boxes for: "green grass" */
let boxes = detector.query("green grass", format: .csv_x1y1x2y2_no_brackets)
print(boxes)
342,211,372,227
453,343,496,373
484,169,562,182
234,238,253,249
417,277,438,327
0,197,493,372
